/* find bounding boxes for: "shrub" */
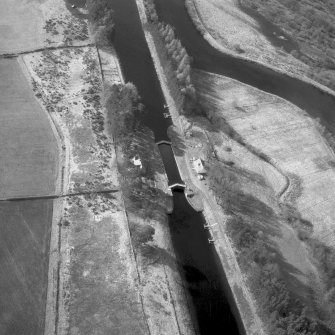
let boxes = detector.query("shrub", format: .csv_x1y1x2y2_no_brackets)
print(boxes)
144,0,198,115
87,0,114,45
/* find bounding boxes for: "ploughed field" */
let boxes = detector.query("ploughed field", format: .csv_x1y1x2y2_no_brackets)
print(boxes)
0,200,53,335
0,59,58,333
0,59,58,199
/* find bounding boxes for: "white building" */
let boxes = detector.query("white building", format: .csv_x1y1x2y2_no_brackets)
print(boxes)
193,158,206,174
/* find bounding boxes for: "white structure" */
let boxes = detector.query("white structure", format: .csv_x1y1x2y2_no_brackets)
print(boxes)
131,155,142,169
193,158,206,174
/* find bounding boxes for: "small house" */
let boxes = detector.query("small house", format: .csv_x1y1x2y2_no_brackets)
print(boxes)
193,158,206,175
131,155,142,169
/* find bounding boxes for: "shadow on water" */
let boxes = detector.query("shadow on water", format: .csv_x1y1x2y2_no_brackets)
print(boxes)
109,0,242,333
169,190,244,335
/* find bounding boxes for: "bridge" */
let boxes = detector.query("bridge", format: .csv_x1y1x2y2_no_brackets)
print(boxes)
168,183,186,190
156,140,172,145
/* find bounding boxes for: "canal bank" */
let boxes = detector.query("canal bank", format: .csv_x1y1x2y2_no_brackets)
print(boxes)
109,0,244,334
134,2,264,333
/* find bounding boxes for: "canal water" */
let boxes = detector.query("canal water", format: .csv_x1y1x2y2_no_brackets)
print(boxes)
158,144,184,185
154,0,335,133
109,0,243,334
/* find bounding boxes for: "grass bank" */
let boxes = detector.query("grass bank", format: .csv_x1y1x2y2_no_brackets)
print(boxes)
239,0,335,91
193,69,335,334
184,0,335,101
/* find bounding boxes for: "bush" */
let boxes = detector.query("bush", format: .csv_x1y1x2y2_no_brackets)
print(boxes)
144,0,198,115
227,216,318,335
87,0,114,44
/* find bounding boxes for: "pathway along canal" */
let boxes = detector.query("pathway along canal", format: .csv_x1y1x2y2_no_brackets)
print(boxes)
109,0,243,334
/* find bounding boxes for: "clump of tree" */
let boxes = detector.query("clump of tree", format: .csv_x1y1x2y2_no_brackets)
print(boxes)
144,0,198,115
207,162,335,333
227,214,320,335
104,82,141,139
87,0,114,45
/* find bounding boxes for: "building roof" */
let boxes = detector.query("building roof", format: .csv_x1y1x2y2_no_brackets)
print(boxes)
193,158,206,174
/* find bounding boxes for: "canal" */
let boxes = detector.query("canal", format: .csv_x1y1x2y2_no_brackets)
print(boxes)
109,0,244,334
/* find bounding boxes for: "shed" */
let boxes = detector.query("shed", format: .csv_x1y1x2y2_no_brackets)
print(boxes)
193,158,206,174
131,155,142,169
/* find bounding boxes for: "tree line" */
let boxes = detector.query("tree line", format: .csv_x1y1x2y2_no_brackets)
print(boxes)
144,0,198,115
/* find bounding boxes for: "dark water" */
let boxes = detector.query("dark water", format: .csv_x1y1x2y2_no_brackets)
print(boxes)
109,0,243,334
154,0,335,133
108,0,172,142
170,191,244,334
158,144,183,185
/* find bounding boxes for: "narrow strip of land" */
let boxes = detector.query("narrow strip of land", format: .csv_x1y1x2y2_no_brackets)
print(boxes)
0,189,119,202
0,43,95,59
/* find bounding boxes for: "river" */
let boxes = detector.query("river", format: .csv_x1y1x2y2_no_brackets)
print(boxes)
154,0,335,134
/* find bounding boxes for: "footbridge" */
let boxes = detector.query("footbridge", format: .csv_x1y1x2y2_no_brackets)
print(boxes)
156,140,172,145
168,183,186,190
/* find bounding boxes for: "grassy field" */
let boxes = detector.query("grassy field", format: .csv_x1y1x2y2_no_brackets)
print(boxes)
0,199,53,335
24,47,140,333
24,42,193,334
186,0,308,77
61,192,150,335
194,70,335,246
240,0,335,90
23,47,118,195
0,0,89,54
0,58,59,199
192,69,335,332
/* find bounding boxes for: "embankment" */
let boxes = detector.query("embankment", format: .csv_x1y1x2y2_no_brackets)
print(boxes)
134,0,265,333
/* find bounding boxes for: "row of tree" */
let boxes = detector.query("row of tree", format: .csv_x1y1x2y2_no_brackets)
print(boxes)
144,0,197,114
